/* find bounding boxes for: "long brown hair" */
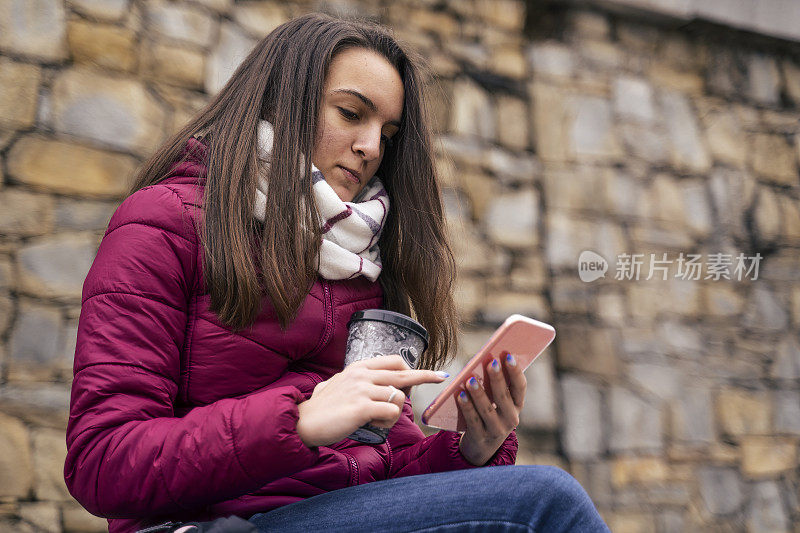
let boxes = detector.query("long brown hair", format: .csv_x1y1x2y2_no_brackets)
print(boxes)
129,13,458,370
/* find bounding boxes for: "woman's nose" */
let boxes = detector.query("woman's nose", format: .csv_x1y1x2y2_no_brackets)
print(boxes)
352,128,382,161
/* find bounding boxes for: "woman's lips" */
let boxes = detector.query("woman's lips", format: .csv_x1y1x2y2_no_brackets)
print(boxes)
339,166,360,185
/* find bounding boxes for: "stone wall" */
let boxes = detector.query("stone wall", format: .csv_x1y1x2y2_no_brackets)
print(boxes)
0,0,798,531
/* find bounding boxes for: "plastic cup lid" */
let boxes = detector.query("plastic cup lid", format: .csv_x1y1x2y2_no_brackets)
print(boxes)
347,309,429,348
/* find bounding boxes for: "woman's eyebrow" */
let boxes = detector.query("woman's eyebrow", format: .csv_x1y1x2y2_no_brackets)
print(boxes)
332,88,401,127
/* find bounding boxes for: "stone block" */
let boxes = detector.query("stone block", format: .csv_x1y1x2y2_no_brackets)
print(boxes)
566,10,610,40
620,122,670,164
450,79,495,141
459,170,496,221
556,325,620,377
702,107,747,167
611,456,669,488
8,300,65,380
486,148,539,184
782,59,800,105
0,294,12,336
742,286,788,331
0,0,67,61
659,91,712,173
32,428,70,501
146,0,216,48
649,64,704,94
596,289,626,325
495,96,529,150
752,186,782,245
606,512,656,533
751,133,798,186
8,135,135,197
781,195,800,242
19,502,59,533
508,253,547,290
602,168,643,216
530,82,569,162
561,374,604,460
672,386,715,443
0,188,54,237
741,436,798,478
708,167,756,238
0,384,71,430
610,386,663,452
70,0,130,22
549,278,592,314
569,96,622,161
697,466,744,515
546,211,625,269
705,284,745,317
206,22,257,94
54,198,116,231
519,352,558,430
481,291,548,325
613,76,655,123
62,502,108,532
18,233,97,300
68,19,137,72
453,276,482,323
490,45,527,79
484,189,538,248
0,412,33,499
771,336,800,380
0,256,11,290
232,1,288,38
426,79,451,135
657,510,684,533
0,59,41,129
746,481,789,532
477,0,525,31
408,9,458,39
716,388,771,437
144,42,205,89
747,53,781,106
449,223,498,273
627,363,680,401
658,320,702,357
774,390,800,435
543,165,604,213
527,42,575,79
49,68,166,155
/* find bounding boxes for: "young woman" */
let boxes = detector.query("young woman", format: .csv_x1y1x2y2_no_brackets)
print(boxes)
64,13,610,533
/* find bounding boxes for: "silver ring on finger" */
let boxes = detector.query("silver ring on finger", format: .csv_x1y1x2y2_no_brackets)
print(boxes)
387,386,400,403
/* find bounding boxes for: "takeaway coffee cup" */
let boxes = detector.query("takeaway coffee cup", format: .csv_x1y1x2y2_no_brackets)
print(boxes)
344,309,429,444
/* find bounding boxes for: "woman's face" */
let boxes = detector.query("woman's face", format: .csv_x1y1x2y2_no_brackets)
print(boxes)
312,47,404,202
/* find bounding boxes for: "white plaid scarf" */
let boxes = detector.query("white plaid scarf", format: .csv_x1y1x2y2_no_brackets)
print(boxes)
253,121,388,281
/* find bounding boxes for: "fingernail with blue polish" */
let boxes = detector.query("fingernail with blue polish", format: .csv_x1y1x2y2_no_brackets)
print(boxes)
469,377,478,389
491,359,500,372
506,353,516,367
435,371,450,378
459,390,468,402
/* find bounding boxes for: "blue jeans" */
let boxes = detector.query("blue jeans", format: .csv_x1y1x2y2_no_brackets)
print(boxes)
249,465,611,532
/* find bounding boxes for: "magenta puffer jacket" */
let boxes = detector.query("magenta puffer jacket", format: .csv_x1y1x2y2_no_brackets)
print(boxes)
64,140,517,533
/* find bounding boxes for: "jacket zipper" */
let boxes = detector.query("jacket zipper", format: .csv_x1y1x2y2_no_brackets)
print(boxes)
305,280,334,360
344,454,359,486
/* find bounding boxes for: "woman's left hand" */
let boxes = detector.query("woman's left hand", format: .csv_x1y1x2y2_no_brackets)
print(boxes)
457,353,526,466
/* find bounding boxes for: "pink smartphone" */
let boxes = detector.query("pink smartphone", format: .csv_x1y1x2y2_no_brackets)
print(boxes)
421,314,555,432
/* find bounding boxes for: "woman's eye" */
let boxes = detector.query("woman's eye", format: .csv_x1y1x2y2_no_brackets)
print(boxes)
338,108,359,120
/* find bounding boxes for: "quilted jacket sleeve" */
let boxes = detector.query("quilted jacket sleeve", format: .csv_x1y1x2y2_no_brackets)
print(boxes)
386,398,517,478
64,186,319,519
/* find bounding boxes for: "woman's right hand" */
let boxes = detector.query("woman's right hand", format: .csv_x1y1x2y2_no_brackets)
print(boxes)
296,355,448,448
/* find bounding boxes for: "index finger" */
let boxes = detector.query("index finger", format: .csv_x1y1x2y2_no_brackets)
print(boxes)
369,368,449,388
356,354,411,371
